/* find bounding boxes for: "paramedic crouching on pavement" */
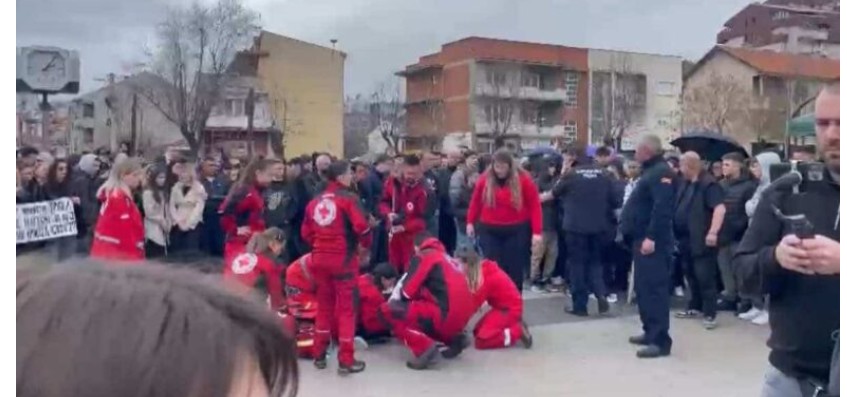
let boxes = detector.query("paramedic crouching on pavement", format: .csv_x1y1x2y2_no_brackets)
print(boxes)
734,82,840,397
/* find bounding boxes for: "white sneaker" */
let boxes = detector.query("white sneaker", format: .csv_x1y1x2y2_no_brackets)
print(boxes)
530,285,544,293
674,287,685,297
607,293,618,303
550,276,564,286
738,308,762,321
354,336,369,350
751,311,769,326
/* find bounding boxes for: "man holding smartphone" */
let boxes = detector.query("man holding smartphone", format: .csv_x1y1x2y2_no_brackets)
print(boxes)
734,82,840,397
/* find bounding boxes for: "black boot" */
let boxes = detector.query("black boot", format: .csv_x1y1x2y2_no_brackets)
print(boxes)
407,344,440,370
597,297,610,315
314,353,328,370
441,332,470,359
636,345,670,359
337,360,366,375
628,334,649,346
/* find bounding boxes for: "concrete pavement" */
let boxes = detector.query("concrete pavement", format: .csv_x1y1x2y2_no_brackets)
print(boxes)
299,295,770,397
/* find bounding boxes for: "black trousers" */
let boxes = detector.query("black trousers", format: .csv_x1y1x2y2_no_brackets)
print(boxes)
603,241,632,292
478,223,531,291
199,212,224,257
679,242,719,318
566,232,607,311
633,240,673,352
170,228,200,255
145,240,167,259
438,210,457,254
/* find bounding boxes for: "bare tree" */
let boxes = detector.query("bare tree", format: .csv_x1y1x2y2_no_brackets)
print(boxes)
136,0,260,154
481,64,522,139
682,71,753,135
602,55,646,150
267,87,302,159
369,79,404,155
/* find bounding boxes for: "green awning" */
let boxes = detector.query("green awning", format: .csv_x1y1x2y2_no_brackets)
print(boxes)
789,114,816,138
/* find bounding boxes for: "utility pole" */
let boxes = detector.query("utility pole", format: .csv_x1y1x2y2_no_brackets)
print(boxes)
245,87,256,157
130,92,138,156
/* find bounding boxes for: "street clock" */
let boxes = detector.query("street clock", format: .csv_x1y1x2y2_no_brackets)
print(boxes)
16,46,80,94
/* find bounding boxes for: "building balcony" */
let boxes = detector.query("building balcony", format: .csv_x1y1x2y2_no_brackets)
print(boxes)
475,83,567,101
475,121,565,136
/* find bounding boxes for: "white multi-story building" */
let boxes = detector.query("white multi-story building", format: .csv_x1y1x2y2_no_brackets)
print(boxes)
587,49,683,150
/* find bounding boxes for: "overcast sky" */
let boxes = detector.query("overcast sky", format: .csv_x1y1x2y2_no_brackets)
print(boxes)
17,0,752,96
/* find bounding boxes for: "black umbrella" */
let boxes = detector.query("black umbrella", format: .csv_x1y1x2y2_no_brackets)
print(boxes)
671,130,748,162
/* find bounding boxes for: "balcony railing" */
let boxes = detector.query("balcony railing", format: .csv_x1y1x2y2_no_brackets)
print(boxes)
475,121,565,136
475,83,567,101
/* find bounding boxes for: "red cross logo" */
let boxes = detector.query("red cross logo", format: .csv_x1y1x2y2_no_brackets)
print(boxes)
231,253,258,275
313,198,337,226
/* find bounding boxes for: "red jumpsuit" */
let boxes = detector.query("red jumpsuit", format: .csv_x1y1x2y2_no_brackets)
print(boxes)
90,188,145,262
357,274,389,336
222,251,285,310
219,185,266,261
285,253,317,315
379,177,433,273
380,238,475,358
301,181,371,366
471,260,525,349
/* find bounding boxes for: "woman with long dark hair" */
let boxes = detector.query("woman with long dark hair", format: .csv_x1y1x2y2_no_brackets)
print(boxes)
142,165,171,258
45,159,81,260
220,158,274,261
466,149,542,291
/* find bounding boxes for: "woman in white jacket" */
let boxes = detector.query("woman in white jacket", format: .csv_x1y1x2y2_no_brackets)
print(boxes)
142,166,171,258
738,151,781,326
169,164,207,255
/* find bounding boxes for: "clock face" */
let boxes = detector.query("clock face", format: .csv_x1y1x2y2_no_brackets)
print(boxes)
26,50,67,91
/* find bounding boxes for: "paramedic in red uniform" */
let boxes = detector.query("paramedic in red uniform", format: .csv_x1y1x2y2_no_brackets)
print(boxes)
301,160,372,375
456,246,533,350
90,158,146,262
379,155,435,273
357,262,398,341
222,227,286,310
381,234,475,370
466,148,543,291
285,252,317,311
219,159,274,261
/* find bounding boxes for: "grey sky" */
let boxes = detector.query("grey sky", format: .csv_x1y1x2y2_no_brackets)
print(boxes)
17,0,752,96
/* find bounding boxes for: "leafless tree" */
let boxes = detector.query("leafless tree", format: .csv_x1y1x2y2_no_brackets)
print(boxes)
135,0,260,154
593,54,647,150
682,71,753,135
369,79,404,154
482,64,522,138
267,87,302,159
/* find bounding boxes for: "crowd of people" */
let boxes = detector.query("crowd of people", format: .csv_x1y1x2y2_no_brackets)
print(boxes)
15,84,840,394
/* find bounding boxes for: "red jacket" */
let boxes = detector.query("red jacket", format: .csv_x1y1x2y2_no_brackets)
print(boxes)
90,188,144,262
379,177,433,237
466,170,542,235
471,260,523,319
223,251,285,310
301,182,372,263
357,274,388,334
219,185,266,245
285,253,316,295
402,238,475,327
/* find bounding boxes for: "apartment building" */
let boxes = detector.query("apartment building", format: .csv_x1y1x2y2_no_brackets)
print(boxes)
398,37,589,152
717,0,839,58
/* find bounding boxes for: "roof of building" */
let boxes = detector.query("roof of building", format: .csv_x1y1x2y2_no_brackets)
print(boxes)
685,45,840,81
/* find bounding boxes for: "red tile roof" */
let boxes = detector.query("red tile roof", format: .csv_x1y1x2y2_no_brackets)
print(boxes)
718,45,840,80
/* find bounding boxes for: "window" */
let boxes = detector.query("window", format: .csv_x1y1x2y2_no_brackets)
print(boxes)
82,103,95,118
522,72,540,88
564,72,579,107
486,70,507,86
563,120,577,142
83,128,94,144
774,11,790,20
484,104,511,125
655,81,676,97
225,99,245,116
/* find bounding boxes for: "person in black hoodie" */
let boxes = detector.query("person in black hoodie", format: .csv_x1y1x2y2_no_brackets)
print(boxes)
715,151,758,312
542,145,621,316
529,156,560,293
733,83,840,396
45,159,82,260
363,155,393,265
263,159,302,263
198,157,229,257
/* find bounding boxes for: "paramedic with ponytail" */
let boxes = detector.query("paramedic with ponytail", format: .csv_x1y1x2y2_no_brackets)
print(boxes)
302,160,372,375
457,246,532,350
222,227,286,311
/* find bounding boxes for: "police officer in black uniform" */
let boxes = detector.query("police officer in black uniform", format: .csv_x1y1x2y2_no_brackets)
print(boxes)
544,145,621,316
620,134,676,359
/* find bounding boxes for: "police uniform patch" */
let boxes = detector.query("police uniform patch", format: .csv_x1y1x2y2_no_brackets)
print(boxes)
232,253,259,274
312,198,337,226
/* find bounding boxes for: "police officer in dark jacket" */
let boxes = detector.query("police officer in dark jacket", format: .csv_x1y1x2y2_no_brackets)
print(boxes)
620,135,676,359
734,84,840,396
545,146,621,317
